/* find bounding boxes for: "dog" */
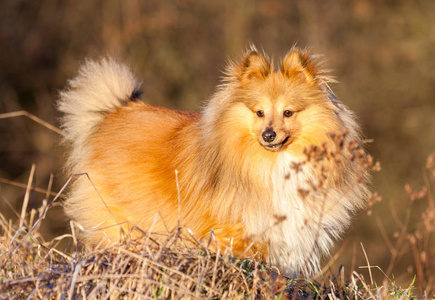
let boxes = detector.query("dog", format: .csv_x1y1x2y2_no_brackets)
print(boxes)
58,47,369,277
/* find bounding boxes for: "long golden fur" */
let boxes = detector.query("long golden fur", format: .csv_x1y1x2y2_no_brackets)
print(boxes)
58,47,369,277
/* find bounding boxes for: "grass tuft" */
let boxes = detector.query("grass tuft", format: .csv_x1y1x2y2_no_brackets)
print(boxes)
0,202,431,299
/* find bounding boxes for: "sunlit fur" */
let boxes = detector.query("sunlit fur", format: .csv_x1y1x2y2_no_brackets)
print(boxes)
58,48,369,277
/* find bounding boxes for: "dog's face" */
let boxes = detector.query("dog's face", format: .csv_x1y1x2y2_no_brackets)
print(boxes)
250,96,300,152
228,49,338,154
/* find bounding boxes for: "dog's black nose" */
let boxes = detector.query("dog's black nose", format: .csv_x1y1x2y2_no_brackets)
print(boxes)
262,130,276,143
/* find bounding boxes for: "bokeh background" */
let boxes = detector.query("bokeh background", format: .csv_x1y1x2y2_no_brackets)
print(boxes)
1,0,434,293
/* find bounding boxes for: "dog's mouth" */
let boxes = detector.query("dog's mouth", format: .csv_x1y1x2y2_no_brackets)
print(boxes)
262,136,291,152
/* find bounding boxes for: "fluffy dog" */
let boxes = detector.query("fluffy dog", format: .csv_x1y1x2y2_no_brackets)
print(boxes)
58,47,369,276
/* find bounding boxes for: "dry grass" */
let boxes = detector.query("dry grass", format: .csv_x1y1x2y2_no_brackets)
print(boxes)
0,211,421,299
0,199,429,299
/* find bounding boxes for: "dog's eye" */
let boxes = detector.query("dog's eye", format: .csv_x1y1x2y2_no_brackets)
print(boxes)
283,110,293,117
256,110,264,117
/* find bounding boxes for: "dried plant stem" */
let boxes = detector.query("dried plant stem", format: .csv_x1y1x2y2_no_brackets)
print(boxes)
386,203,412,276
19,164,35,229
0,177,59,198
45,173,54,201
320,240,348,275
0,110,63,135
360,242,374,286
376,217,395,254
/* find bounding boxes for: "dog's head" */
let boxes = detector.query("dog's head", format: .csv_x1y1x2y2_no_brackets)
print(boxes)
219,48,342,156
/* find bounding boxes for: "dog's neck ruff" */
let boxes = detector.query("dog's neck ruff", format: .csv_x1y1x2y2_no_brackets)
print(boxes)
244,152,351,277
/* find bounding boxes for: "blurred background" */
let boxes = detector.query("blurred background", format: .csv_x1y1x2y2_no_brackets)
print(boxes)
0,0,434,293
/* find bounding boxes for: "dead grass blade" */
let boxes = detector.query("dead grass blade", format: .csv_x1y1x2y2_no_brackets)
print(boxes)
0,110,63,135
0,177,59,198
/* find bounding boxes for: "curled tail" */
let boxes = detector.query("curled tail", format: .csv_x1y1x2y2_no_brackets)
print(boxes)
58,58,142,171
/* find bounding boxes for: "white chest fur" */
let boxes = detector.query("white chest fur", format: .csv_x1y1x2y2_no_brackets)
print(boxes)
261,153,352,276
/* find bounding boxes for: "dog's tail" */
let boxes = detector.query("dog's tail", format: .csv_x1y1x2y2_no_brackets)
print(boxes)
58,58,142,170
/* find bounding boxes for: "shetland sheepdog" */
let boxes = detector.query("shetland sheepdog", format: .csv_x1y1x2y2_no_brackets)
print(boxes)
58,47,369,277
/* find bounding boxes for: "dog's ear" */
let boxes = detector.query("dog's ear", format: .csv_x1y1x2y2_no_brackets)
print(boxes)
280,49,319,84
234,51,271,81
